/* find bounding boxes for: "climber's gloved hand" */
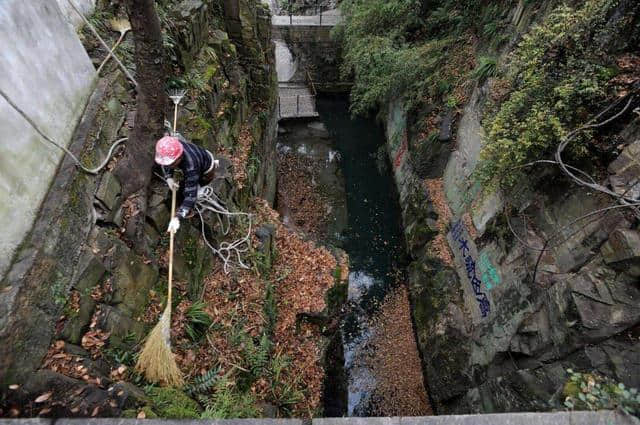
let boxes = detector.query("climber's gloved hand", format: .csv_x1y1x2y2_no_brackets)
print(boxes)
167,217,180,234
177,206,194,219
166,178,179,192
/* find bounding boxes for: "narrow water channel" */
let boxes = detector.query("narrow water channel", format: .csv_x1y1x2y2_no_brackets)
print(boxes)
317,97,413,416
275,94,430,416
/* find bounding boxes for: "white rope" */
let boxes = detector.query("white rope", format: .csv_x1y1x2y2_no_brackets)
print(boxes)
195,185,253,274
66,0,138,87
0,87,126,175
153,172,253,274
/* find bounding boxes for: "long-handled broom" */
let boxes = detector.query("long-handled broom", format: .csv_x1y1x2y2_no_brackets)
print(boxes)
135,90,187,386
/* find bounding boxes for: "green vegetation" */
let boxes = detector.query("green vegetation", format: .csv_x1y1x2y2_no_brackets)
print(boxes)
185,367,221,396
185,301,214,342
472,56,498,83
200,377,260,419
145,386,202,419
564,369,640,415
477,0,618,186
335,0,511,115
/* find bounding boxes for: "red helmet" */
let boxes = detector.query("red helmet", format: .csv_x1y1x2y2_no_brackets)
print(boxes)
155,136,183,165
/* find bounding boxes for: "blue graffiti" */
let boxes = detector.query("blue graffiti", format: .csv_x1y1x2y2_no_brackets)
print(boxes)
451,220,490,318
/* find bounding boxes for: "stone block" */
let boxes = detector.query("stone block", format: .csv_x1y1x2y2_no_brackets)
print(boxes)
60,293,96,344
144,222,161,248
608,140,640,200
95,304,145,347
95,171,122,211
601,228,640,276
74,254,107,293
110,252,159,318
147,203,170,233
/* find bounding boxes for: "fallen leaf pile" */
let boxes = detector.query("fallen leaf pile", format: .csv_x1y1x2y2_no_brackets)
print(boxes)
81,309,110,359
219,125,254,189
42,340,103,387
166,197,337,416
266,200,337,413
424,178,453,266
366,285,432,416
612,54,640,97
277,151,330,238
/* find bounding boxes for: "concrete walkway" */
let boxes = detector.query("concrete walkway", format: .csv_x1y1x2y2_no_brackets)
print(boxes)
272,9,340,27
0,411,638,425
278,85,318,119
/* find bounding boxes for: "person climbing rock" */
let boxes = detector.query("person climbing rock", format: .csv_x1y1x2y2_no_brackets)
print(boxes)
155,135,219,233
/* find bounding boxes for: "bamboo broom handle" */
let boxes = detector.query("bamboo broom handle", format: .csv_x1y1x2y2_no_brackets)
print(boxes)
173,103,178,134
168,187,177,306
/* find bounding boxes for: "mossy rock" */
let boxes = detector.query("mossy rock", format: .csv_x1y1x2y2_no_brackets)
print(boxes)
122,405,158,419
145,386,201,419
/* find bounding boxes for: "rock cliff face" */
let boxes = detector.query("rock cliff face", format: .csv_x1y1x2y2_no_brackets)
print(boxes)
383,0,640,414
0,0,277,414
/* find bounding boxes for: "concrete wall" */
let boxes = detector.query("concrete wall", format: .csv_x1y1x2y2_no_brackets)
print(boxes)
0,0,95,280
0,411,637,425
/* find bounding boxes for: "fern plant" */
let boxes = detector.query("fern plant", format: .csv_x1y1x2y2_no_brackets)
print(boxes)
185,367,221,396
200,377,260,419
185,301,213,342
472,56,498,82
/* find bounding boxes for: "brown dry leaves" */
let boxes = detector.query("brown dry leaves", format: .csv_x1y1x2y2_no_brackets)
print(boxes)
81,309,110,359
171,198,337,416
220,125,254,189
42,340,103,387
424,178,453,266
366,285,432,416
612,54,640,97
268,201,337,413
277,152,329,238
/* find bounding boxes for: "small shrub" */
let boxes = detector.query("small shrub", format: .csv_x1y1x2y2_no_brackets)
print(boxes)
477,0,619,186
564,369,640,415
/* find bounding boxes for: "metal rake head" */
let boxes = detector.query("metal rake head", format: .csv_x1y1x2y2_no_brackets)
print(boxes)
168,89,187,106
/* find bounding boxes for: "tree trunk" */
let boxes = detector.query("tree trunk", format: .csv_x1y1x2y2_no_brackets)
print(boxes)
115,0,166,253
115,0,166,196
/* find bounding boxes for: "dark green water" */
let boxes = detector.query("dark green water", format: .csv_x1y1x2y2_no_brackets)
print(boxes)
317,96,407,415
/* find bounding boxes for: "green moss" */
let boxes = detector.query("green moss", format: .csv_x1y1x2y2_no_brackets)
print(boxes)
121,406,158,419
145,387,201,419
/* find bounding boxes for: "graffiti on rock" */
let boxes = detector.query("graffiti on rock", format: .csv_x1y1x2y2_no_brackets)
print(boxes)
479,252,501,290
451,219,491,318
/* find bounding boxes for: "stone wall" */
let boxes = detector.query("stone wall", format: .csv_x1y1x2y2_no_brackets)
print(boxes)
0,0,95,281
0,1,278,411
383,0,640,415
272,24,348,92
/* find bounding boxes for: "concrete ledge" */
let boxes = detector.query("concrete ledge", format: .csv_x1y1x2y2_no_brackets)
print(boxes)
315,411,638,425
0,412,637,425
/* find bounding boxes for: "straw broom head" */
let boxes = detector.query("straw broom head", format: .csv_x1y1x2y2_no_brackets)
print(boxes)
135,303,184,387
